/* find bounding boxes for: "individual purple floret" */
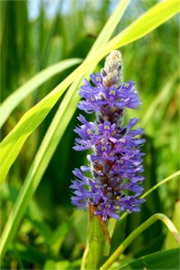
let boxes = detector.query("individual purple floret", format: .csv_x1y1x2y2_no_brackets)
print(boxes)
70,50,145,221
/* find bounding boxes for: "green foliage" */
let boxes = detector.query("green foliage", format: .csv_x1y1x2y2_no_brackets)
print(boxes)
118,248,180,270
164,201,180,249
82,212,109,270
0,58,81,128
0,0,179,269
100,213,180,269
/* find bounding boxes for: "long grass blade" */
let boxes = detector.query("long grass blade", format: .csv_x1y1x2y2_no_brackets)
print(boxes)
119,248,179,270
102,0,180,56
164,201,180,249
0,59,81,128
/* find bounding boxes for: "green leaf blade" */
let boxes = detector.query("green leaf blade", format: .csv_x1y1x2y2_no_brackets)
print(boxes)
105,0,180,53
119,248,180,270
0,58,81,128
164,201,180,249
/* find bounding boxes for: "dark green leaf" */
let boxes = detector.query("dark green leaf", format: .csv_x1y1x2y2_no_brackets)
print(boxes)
119,248,180,270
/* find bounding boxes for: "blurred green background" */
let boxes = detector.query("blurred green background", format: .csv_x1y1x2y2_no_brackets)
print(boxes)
0,0,179,269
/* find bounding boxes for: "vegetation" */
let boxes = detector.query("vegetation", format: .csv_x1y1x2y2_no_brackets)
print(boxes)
0,0,179,269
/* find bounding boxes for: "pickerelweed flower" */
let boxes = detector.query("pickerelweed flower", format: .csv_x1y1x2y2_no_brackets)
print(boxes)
70,50,145,221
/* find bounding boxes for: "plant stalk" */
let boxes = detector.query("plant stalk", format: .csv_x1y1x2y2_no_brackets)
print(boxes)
81,204,111,270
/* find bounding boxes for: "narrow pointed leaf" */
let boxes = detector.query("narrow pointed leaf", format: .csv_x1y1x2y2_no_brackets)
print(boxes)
119,248,180,270
0,58,82,128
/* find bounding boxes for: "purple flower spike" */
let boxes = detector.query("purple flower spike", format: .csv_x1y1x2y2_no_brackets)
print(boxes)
70,51,145,221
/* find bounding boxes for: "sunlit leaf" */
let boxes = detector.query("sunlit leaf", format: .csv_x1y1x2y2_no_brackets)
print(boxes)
164,201,180,249
0,59,81,128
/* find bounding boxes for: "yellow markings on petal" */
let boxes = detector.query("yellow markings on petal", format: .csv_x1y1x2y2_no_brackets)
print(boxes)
101,146,107,151
110,151,114,156
120,138,126,143
125,82,129,88
87,129,92,135
104,125,110,130
91,96,95,101
119,159,123,164
109,89,116,96
96,76,101,81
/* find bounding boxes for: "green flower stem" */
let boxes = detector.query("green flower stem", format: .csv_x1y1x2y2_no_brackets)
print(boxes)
81,217,106,270
100,213,180,270
81,204,110,270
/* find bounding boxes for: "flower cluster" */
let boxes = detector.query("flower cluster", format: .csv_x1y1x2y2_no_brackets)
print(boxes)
70,51,145,221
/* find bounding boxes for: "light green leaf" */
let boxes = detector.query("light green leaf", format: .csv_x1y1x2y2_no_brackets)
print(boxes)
44,260,70,270
81,212,109,270
164,201,180,249
119,248,180,270
51,222,71,254
72,210,89,243
0,0,179,185
0,58,81,128
108,0,179,51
